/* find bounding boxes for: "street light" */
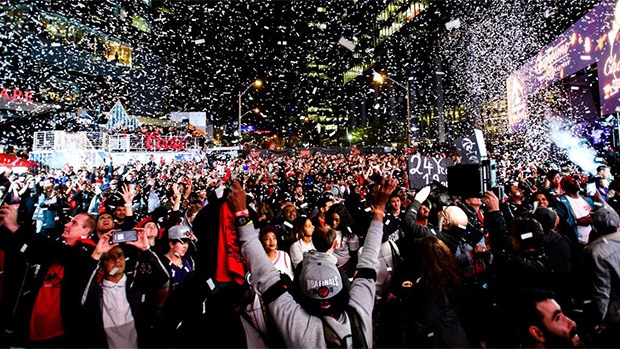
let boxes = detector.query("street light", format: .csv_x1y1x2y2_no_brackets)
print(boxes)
372,71,411,148
235,108,260,138
238,79,262,147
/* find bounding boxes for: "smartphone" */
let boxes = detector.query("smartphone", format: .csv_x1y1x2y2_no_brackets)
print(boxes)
111,230,138,244
586,182,597,196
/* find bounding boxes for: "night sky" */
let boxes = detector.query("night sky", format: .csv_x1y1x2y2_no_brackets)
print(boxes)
0,0,607,158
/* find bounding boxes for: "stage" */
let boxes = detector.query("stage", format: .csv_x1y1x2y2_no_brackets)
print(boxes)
28,130,238,170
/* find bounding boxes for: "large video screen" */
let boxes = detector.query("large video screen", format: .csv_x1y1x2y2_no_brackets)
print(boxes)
508,0,620,125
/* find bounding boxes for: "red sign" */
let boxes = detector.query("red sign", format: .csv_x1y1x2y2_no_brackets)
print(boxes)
0,153,38,168
0,88,34,103
145,133,185,151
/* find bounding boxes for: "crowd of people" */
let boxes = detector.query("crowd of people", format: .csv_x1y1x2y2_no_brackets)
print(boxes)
0,147,619,348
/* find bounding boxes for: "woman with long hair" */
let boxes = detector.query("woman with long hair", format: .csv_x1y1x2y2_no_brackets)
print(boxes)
325,203,360,277
254,200,274,229
288,217,315,269
399,236,469,348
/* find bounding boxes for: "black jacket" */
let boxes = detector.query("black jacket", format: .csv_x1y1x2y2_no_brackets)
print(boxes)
401,200,461,254
0,226,97,347
486,211,555,301
80,248,169,348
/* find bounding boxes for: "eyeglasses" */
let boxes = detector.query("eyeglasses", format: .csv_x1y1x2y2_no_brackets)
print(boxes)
440,206,452,225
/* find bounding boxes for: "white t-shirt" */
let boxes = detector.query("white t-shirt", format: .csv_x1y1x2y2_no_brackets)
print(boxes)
565,195,592,244
333,229,360,268
359,240,399,297
101,275,138,349
271,250,294,280
243,250,294,348
289,239,315,269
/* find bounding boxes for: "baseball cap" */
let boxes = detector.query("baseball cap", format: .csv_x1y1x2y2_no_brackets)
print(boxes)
299,251,343,300
110,179,119,185
168,225,191,242
591,206,620,235
100,183,111,191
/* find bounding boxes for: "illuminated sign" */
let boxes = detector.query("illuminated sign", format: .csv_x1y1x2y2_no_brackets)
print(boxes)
507,0,620,123
602,0,620,102
145,133,185,151
0,88,34,103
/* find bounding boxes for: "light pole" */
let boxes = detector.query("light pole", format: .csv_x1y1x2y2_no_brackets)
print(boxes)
238,79,262,147
373,71,411,148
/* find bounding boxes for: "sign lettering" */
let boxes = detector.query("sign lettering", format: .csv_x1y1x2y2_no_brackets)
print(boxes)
603,53,620,98
455,133,481,164
0,88,34,103
145,133,185,151
407,154,454,189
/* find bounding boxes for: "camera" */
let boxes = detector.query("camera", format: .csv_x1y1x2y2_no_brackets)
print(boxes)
0,189,9,206
447,159,502,198
111,230,138,244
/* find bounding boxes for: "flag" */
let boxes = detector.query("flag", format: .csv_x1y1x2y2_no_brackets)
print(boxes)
454,129,487,164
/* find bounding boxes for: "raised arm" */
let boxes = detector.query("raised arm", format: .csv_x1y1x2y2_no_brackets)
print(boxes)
226,181,281,294
357,177,397,271
402,185,432,237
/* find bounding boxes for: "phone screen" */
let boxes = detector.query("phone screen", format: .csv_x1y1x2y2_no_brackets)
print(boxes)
586,182,597,196
111,230,138,244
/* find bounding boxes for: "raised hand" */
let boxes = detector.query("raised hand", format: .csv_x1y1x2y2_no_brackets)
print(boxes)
120,184,135,205
374,177,399,208
482,190,500,212
0,203,19,232
414,185,431,204
227,181,247,213
92,231,118,260
126,228,150,251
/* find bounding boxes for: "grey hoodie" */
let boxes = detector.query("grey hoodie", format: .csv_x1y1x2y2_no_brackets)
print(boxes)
238,220,384,348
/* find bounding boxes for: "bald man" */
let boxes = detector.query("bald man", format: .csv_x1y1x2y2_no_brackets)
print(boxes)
402,186,469,254
400,186,489,274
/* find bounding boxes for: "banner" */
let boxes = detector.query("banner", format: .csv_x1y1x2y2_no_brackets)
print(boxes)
454,129,486,164
407,154,454,189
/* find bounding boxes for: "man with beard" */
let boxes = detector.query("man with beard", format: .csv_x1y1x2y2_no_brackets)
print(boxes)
415,202,432,227
555,175,596,246
515,288,583,348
